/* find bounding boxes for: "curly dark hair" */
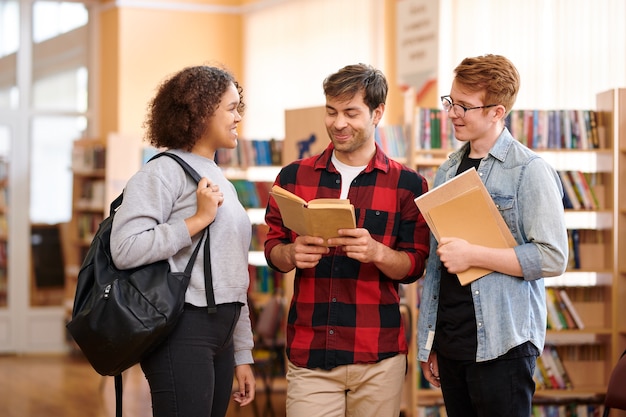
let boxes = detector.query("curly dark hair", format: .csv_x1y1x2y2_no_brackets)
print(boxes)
143,65,245,150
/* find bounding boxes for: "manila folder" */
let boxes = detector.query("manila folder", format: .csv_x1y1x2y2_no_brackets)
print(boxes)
414,168,517,285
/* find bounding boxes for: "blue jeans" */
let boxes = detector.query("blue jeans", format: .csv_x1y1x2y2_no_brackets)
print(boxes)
438,352,536,417
141,303,241,417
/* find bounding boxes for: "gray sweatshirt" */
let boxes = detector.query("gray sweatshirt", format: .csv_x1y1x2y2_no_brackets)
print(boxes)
110,149,254,365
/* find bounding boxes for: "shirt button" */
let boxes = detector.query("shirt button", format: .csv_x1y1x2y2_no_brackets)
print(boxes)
375,210,380,215
474,290,479,295
336,179,341,184
477,322,483,327
329,329,334,335
332,298,337,302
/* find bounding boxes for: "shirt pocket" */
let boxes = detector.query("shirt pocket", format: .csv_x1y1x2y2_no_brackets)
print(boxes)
357,207,393,237
491,194,518,234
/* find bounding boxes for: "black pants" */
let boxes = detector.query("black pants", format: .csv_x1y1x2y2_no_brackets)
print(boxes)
438,352,536,417
141,303,241,417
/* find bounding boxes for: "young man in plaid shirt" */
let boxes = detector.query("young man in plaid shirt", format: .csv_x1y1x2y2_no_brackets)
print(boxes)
264,63,430,417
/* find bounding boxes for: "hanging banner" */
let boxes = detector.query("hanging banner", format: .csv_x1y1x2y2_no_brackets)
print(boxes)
396,0,439,106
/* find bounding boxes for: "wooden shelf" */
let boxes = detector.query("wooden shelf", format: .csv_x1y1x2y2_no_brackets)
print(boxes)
64,138,107,326
405,91,626,416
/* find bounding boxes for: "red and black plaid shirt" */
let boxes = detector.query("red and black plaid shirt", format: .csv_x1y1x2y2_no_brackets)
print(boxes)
264,143,430,370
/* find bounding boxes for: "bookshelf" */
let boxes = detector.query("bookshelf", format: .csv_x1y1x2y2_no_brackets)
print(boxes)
403,94,626,416
217,140,288,306
64,138,106,320
596,87,626,417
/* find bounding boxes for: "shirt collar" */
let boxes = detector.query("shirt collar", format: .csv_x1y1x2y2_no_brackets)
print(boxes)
314,142,391,174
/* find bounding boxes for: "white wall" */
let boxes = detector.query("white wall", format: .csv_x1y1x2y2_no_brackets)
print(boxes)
242,0,626,140
241,0,384,139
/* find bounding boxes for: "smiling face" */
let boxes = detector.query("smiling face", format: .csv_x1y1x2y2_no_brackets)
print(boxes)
445,80,507,155
324,90,383,165
201,82,242,154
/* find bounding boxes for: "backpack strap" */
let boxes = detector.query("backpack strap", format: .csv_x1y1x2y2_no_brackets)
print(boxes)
114,374,122,417
149,152,217,313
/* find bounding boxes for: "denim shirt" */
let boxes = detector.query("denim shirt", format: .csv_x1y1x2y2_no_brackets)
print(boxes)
417,128,568,362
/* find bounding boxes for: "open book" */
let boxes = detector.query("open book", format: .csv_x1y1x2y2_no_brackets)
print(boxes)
269,185,356,245
414,168,517,285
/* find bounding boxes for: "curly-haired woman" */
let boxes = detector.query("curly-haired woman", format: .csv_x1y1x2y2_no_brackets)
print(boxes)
110,65,256,417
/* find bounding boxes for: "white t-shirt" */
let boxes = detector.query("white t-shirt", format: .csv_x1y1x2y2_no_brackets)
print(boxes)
331,152,367,199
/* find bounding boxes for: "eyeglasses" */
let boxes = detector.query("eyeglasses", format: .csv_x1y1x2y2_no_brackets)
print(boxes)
441,95,498,118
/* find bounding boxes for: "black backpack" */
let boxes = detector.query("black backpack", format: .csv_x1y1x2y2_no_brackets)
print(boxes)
66,152,215,417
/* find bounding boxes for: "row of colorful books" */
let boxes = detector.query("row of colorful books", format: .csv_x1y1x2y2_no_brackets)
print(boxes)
417,401,603,417
531,403,603,417
375,125,409,158
251,223,269,252
535,344,573,390
248,265,282,294
559,171,601,210
505,109,600,150
409,107,601,153
76,212,104,242
215,138,282,167
412,108,461,152
417,402,604,417
546,287,585,330
231,179,272,209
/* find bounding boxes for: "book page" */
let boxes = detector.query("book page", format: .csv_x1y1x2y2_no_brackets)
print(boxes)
307,198,353,209
270,192,310,238
270,185,307,205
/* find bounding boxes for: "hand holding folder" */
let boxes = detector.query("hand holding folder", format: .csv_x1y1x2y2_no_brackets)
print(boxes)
270,185,356,246
414,168,517,285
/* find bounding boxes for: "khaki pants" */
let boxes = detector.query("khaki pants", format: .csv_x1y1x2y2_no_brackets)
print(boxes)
286,354,407,417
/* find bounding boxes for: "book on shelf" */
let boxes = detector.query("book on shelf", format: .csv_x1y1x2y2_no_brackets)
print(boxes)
504,109,599,149
558,171,600,210
248,265,282,294
558,171,581,210
413,168,517,285
558,289,585,329
531,404,602,417
375,125,407,158
413,108,458,151
269,185,356,245
545,344,573,389
535,344,573,390
215,138,282,167
545,287,585,330
545,287,565,330
552,288,576,329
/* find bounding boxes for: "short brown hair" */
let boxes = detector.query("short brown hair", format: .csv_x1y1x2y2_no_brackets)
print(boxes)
144,65,245,150
323,63,388,113
453,54,520,115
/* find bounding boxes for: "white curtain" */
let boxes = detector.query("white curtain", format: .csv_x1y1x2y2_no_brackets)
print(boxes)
439,0,626,110
242,0,626,140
